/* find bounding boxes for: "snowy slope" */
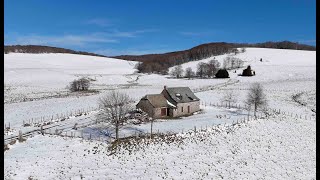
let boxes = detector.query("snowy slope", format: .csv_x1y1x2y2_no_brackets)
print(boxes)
4,48,316,179
174,48,315,70
4,53,137,89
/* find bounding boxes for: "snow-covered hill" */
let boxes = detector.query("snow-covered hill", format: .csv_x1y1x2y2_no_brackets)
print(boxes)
4,48,316,179
4,53,137,90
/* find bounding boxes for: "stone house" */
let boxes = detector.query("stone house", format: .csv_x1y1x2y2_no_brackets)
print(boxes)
136,86,200,118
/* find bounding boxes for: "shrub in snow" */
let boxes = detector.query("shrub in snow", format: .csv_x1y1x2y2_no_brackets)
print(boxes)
69,77,90,92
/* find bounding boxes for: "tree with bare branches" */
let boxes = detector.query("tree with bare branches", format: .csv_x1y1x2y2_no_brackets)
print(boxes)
205,60,220,78
221,90,237,108
98,91,132,143
223,56,244,70
185,67,195,79
196,62,207,78
170,64,184,78
245,83,267,118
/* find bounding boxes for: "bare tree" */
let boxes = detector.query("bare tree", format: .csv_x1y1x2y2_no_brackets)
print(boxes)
205,60,220,78
223,56,244,70
98,91,132,143
245,83,267,118
185,67,195,79
196,62,207,78
170,65,184,78
221,90,237,108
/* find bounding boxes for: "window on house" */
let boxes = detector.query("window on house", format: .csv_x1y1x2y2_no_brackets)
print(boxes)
181,106,183,112
188,106,190,113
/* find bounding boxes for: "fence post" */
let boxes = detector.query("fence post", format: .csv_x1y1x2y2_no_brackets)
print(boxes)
194,126,196,134
40,126,44,135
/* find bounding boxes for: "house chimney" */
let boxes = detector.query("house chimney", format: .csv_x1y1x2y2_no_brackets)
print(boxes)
164,85,167,89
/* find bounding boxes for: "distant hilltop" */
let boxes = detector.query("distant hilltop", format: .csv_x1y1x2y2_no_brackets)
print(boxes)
4,41,315,58
114,41,316,61
4,45,108,58
113,41,316,74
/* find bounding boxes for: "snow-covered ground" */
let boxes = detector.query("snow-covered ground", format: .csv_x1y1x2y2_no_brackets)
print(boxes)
4,48,316,179
4,115,316,179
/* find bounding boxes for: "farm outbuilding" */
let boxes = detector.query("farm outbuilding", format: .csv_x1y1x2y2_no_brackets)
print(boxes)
136,86,200,119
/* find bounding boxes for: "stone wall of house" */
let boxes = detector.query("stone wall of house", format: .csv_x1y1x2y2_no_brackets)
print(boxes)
136,100,154,117
153,107,168,118
136,100,168,118
172,101,200,117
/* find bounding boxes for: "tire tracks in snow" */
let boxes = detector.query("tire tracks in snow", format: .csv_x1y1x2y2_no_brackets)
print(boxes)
193,79,240,93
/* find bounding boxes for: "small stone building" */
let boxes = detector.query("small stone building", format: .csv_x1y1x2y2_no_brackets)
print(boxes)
136,86,200,118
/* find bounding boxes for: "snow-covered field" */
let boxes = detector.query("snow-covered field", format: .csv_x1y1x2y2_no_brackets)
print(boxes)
4,115,316,179
4,48,316,179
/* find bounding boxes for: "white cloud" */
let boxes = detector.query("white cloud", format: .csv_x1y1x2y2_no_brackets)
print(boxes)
94,48,171,56
108,29,159,38
9,34,118,47
180,30,219,37
6,28,159,47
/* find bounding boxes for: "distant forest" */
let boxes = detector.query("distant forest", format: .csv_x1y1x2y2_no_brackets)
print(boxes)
4,41,316,74
114,41,316,74
4,45,108,58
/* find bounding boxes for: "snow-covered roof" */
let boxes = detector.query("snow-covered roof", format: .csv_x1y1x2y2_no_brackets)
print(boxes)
165,87,200,103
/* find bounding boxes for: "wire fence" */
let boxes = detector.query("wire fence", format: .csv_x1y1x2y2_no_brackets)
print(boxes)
4,98,316,145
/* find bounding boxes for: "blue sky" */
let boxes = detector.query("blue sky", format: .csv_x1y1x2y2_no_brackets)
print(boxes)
4,0,316,56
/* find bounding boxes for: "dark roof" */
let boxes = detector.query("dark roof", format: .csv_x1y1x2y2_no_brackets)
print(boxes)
140,94,170,108
164,87,200,103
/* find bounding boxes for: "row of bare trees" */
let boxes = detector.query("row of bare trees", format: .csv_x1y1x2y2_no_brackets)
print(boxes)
222,56,244,70
170,59,221,79
170,55,245,79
